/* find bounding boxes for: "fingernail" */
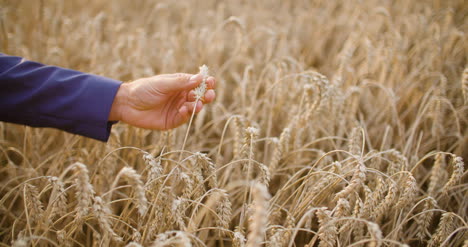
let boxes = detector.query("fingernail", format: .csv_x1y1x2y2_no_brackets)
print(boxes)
189,75,198,82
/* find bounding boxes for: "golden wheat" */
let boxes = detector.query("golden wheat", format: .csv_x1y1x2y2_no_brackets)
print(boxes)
0,0,466,246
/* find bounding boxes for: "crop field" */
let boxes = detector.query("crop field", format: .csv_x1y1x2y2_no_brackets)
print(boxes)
0,0,467,246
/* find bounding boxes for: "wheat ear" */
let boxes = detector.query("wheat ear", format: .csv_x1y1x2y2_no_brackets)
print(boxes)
395,172,417,210
416,197,437,240
428,153,447,196
72,162,95,220
316,208,338,247
216,189,232,231
269,127,291,175
246,183,270,247
23,184,44,225
442,155,464,194
233,226,247,247
93,196,123,243
47,176,68,221
119,167,148,216
428,212,457,247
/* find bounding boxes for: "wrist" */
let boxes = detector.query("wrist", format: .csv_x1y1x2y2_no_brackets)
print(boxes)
109,83,129,121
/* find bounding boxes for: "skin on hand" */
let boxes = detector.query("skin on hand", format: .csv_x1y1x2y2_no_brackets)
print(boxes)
109,73,216,130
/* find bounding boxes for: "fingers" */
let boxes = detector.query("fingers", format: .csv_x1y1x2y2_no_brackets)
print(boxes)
180,100,203,115
162,74,202,92
206,76,216,89
174,101,201,127
172,105,190,128
163,73,216,92
174,95,209,127
160,73,192,78
191,100,204,113
187,90,197,102
204,89,216,103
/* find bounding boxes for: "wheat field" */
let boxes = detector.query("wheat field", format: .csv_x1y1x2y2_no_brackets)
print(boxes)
1,0,467,246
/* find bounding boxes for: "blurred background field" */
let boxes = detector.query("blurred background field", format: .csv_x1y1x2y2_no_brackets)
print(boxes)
0,0,467,246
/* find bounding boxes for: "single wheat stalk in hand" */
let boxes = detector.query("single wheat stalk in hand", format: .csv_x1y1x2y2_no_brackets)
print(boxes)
180,65,209,158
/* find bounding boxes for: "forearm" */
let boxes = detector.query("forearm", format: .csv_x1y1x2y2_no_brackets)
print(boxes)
0,53,122,142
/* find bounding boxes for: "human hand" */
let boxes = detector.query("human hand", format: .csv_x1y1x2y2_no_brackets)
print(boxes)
109,73,216,130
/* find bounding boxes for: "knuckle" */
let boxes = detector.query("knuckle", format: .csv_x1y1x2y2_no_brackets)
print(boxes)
174,73,190,80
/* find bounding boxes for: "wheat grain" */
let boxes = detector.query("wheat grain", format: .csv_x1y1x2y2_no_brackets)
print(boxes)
56,230,71,247
194,152,218,189
442,155,464,194
172,197,187,230
188,157,206,199
258,162,271,186
72,162,95,220
268,228,286,247
348,127,363,157
428,153,448,196
428,212,457,247
119,167,148,216
361,177,386,219
416,196,437,240
126,242,143,247
246,183,270,247
11,239,28,247
241,126,260,179
461,67,467,104
23,184,44,225
143,152,163,192
233,227,246,247
194,65,209,100
373,180,398,222
216,189,232,231
152,231,192,247
269,127,290,175
367,222,383,247
47,176,67,221
316,208,337,247
333,198,351,222
179,171,194,199
386,149,408,175
395,172,417,210
334,161,366,201
93,196,123,243
232,115,245,159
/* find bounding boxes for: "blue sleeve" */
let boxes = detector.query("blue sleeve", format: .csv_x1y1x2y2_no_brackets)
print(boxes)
0,53,122,142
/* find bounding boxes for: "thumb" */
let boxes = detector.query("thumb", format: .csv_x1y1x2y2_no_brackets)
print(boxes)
164,73,203,92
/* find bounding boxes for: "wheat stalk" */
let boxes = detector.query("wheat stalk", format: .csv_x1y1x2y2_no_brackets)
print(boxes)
462,67,468,104
179,65,210,158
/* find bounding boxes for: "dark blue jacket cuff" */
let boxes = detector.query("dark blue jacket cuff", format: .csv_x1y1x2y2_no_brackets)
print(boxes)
0,53,122,142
